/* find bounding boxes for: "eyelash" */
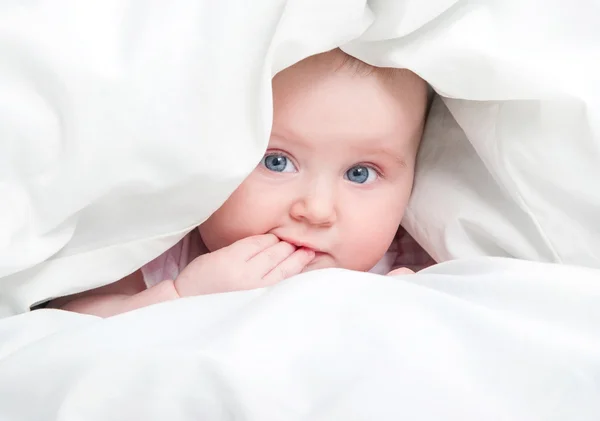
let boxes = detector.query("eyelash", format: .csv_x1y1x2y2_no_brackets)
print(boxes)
264,149,298,167
352,162,384,178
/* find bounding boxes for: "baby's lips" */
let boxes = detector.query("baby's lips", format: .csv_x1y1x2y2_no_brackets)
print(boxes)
274,234,321,254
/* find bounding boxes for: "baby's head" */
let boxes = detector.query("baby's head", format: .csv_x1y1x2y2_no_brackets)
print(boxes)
200,48,428,272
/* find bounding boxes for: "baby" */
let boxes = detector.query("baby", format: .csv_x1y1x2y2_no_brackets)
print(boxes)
49,48,431,317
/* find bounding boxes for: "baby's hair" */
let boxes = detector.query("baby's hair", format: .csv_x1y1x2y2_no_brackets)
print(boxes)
293,48,422,86
335,49,399,80
332,48,434,118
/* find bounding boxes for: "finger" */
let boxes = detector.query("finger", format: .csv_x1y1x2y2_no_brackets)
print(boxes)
387,267,415,276
222,234,280,261
262,248,316,285
246,241,297,276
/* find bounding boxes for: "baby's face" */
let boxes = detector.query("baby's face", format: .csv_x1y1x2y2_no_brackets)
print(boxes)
200,52,427,272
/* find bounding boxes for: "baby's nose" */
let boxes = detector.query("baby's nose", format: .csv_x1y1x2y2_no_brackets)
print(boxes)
290,186,337,227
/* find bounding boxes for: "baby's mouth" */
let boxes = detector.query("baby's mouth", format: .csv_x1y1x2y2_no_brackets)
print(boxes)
288,244,328,262
274,235,324,254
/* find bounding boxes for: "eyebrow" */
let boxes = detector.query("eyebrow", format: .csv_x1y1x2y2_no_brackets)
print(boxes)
357,146,409,169
270,130,308,149
271,130,409,169
389,154,408,168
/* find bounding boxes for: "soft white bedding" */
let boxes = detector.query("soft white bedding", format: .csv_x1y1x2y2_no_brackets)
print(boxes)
1,258,599,420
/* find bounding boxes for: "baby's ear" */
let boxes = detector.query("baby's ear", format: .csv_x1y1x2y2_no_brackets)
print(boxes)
387,267,415,276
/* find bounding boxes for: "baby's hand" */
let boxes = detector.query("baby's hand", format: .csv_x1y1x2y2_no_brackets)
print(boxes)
387,267,415,276
174,234,315,296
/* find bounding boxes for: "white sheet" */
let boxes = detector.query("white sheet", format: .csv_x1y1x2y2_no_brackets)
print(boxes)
1,258,599,420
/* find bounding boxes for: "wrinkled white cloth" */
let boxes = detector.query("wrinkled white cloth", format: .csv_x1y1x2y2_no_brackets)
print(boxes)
1,258,599,420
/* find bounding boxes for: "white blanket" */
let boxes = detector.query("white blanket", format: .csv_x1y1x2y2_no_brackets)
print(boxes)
1,258,599,420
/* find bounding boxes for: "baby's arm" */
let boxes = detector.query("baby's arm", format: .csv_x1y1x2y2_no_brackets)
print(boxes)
47,234,314,318
47,270,180,317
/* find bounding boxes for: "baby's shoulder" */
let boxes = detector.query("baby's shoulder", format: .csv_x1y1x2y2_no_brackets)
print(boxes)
140,229,207,288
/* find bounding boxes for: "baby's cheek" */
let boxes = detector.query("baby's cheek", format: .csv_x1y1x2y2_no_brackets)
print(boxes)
340,212,400,271
199,205,256,251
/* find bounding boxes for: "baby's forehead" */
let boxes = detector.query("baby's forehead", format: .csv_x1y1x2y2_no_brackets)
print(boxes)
272,123,413,169
274,51,428,116
272,49,427,156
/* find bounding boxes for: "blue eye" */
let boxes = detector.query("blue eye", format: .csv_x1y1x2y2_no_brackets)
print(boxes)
345,165,377,184
262,153,297,173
